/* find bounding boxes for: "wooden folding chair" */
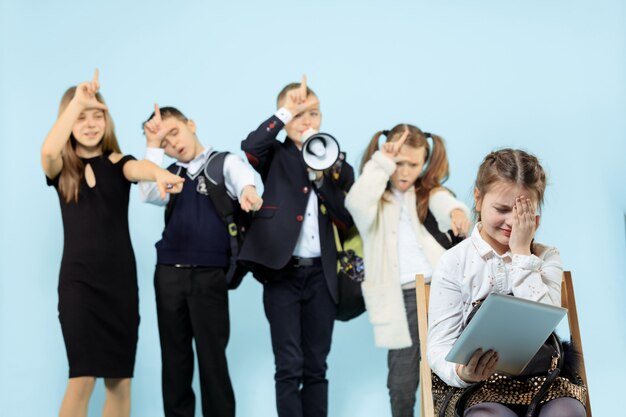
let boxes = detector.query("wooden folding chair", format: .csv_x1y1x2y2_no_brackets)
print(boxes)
562,271,592,417
415,274,435,417
416,271,592,417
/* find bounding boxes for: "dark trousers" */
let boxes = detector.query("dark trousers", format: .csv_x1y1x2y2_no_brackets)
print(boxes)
263,263,337,417
387,288,420,417
155,265,235,417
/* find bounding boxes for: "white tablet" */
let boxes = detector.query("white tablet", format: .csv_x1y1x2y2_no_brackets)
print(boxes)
445,293,567,375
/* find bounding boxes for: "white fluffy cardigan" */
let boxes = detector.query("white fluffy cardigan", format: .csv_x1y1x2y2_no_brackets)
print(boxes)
345,151,469,349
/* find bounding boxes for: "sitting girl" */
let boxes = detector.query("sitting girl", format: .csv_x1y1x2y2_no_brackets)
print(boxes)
427,148,586,417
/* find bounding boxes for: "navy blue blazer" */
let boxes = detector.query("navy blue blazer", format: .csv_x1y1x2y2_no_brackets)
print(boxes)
239,115,355,302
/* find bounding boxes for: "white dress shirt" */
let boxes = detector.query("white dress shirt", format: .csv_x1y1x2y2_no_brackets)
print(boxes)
391,188,433,285
274,107,322,258
138,146,256,206
427,223,563,388
292,190,322,258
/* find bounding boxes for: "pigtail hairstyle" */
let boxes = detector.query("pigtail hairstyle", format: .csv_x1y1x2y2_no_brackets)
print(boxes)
359,130,387,174
414,132,450,222
360,124,451,223
474,148,547,221
57,86,121,203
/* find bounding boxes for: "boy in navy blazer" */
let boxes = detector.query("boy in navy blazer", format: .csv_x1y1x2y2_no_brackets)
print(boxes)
240,76,354,417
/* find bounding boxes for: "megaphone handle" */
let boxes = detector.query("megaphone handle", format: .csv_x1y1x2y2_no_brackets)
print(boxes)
308,170,318,181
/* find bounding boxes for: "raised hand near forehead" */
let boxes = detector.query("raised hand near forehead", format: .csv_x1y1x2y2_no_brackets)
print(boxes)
144,103,167,147
380,127,409,160
73,69,108,111
508,196,539,255
284,74,319,116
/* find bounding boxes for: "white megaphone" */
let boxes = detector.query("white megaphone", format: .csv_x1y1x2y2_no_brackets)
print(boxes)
301,131,341,173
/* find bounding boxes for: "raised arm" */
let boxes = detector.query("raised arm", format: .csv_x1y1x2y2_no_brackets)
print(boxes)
345,151,395,233
138,103,171,205
241,75,318,177
508,197,562,305
345,128,409,233
240,116,282,177
428,188,471,236
41,69,107,179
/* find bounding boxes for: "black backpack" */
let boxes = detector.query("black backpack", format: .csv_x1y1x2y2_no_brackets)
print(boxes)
165,151,251,289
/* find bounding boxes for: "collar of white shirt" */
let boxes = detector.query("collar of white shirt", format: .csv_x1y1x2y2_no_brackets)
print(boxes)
470,222,512,259
176,145,212,175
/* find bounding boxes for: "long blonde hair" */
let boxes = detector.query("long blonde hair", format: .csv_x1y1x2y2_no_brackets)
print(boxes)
360,124,450,222
57,86,121,203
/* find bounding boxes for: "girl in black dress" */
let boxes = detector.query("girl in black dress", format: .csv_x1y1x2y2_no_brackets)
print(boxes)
41,70,184,417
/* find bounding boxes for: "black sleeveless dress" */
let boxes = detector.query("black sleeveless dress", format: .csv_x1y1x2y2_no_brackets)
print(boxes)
47,152,140,378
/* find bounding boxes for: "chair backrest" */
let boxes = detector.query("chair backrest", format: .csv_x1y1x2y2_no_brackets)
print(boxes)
415,274,434,417
416,271,591,417
562,271,592,417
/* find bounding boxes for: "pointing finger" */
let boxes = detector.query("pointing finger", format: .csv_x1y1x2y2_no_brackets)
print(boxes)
253,197,263,211
451,221,459,236
157,183,166,200
393,128,410,156
463,219,471,234
300,74,308,98
154,103,162,122
240,198,251,212
397,127,410,147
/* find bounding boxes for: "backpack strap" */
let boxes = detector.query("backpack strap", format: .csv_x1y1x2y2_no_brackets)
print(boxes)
423,209,463,249
202,152,241,286
202,151,237,233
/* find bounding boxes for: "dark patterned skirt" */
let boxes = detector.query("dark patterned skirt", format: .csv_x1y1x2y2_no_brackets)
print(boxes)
432,371,587,417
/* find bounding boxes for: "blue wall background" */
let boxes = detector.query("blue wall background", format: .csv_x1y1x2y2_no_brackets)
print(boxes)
1,1,624,416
